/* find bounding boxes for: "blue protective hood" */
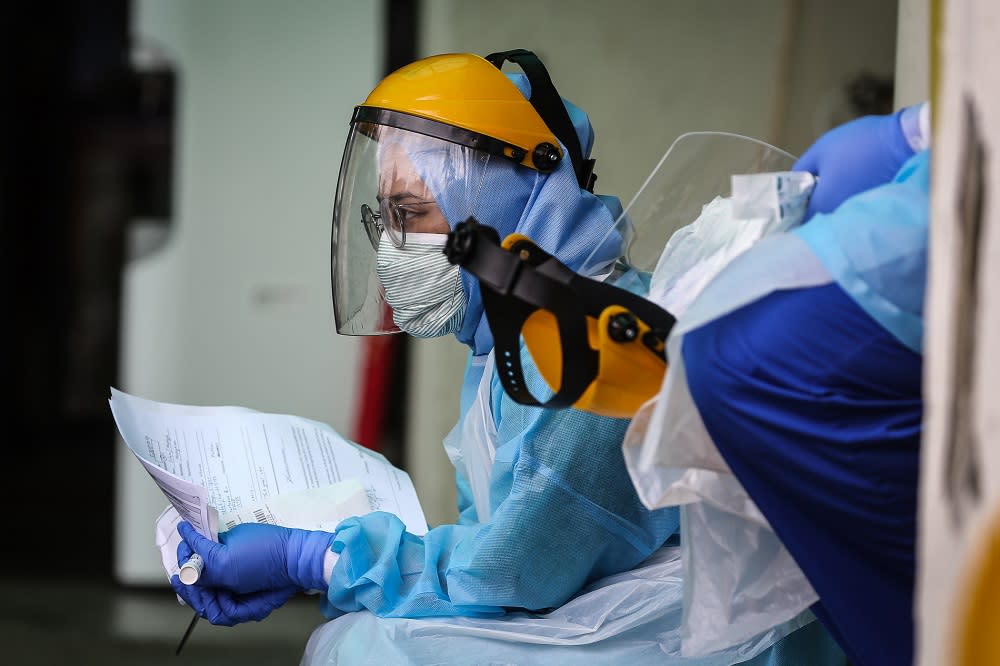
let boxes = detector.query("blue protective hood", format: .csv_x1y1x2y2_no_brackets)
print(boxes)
411,74,624,356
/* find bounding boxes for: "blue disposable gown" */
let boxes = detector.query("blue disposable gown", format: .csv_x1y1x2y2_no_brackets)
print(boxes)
323,70,682,618
683,150,930,666
324,354,681,617
320,350,843,665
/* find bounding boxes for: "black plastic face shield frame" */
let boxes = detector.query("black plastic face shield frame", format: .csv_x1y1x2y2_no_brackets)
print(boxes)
443,219,675,408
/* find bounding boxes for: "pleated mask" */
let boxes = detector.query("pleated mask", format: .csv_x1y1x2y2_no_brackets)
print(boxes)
375,232,466,338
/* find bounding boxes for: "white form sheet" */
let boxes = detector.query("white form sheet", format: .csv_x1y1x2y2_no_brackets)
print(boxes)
110,388,428,549
153,480,377,582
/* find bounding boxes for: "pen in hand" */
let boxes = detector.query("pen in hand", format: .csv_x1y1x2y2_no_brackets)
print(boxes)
176,610,200,656
175,553,204,656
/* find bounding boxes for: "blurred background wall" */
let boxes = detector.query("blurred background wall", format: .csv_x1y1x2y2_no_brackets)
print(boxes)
3,0,903,586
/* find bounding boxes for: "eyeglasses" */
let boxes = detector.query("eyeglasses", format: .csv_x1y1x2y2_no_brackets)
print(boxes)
361,198,436,250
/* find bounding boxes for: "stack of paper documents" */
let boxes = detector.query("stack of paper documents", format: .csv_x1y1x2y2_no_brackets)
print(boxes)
110,388,427,580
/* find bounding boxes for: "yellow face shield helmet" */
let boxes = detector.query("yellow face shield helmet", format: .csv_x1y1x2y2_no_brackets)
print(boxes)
331,49,596,336
445,132,797,419
359,50,581,174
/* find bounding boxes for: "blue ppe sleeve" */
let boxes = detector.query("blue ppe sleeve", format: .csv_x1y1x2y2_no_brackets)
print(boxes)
323,358,680,618
683,281,922,666
795,150,930,353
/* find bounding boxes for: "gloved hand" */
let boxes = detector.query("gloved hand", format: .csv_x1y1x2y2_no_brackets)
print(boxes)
176,520,334,593
170,520,334,625
171,574,297,626
794,108,916,222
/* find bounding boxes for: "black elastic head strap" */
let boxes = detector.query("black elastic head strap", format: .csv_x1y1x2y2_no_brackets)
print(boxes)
485,49,597,192
445,219,598,407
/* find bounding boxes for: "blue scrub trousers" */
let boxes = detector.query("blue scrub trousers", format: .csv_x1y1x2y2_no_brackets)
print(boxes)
683,282,922,666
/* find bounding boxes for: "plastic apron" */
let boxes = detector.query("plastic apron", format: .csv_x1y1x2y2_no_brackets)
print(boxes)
623,231,833,655
302,350,807,665
623,150,930,657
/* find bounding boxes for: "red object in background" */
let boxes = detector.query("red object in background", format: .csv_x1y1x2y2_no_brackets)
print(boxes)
352,335,400,451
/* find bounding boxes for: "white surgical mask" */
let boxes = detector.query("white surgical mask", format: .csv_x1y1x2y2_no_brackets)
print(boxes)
375,232,467,338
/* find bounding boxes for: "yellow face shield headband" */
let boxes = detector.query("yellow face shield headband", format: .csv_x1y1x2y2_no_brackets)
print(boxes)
444,219,675,419
355,49,596,188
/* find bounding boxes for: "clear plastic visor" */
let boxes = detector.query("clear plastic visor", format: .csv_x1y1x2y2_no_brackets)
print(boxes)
579,131,796,281
331,122,488,335
513,131,796,413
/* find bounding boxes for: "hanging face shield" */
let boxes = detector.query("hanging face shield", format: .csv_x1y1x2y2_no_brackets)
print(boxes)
445,132,796,418
331,49,595,337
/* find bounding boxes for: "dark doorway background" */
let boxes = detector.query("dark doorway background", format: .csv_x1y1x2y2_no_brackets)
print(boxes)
2,1,417,581
3,1,174,579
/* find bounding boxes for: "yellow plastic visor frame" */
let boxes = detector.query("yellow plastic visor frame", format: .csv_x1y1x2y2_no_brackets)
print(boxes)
499,235,669,419
358,52,563,173
520,303,667,419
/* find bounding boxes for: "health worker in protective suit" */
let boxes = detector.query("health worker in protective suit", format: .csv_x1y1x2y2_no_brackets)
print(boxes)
531,104,926,666
679,103,930,666
168,50,839,664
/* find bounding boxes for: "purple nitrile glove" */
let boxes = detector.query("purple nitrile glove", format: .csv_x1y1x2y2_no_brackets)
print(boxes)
177,520,334,594
794,107,919,222
171,520,334,626
171,573,297,626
